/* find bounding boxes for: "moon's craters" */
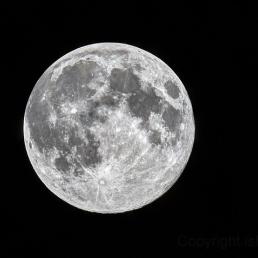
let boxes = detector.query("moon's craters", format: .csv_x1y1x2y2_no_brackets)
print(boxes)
24,43,195,213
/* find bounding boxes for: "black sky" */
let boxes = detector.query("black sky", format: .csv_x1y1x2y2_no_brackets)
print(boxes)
3,2,258,257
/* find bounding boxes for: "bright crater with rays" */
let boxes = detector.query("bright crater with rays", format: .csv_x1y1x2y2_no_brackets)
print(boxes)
24,43,195,213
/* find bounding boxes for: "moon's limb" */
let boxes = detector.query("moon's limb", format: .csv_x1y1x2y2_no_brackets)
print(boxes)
24,42,195,213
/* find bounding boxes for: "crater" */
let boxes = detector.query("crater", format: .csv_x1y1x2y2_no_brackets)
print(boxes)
98,178,107,186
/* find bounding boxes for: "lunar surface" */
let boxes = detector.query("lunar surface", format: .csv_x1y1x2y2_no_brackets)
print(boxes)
24,43,195,213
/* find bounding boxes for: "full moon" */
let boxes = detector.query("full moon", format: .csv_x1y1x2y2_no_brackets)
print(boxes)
24,43,195,213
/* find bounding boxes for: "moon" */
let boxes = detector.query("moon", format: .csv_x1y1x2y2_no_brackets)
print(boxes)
24,43,195,213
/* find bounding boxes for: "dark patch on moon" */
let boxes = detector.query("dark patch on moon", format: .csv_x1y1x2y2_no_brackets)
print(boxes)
162,104,183,145
162,105,182,132
88,101,107,124
78,112,92,126
26,101,55,153
79,94,121,127
55,154,71,173
58,123,102,169
127,87,162,122
164,80,180,99
27,94,49,126
109,68,140,93
58,60,98,88
133,63,144,72
73,167,85,177
99,94,120,107
79,84,97,99
49,61,98,107
67,127,84,147
53,123,74,153
148,129,162,145
77,129,102,168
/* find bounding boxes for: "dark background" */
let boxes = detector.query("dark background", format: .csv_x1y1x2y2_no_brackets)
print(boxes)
3,2,257,257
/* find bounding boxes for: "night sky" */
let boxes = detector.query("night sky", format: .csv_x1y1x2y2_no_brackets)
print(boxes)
3,2,257,257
